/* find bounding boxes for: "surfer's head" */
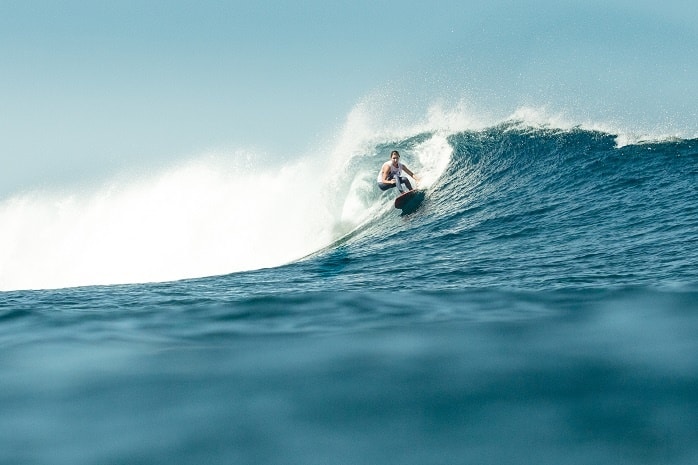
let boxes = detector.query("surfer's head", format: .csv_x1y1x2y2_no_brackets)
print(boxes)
390,150,400,165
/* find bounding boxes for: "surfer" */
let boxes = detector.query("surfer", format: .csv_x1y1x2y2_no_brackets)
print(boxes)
377,151,419,194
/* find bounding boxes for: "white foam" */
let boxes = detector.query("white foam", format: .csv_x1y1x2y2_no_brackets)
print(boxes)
504,105,695,148
0,151,337,291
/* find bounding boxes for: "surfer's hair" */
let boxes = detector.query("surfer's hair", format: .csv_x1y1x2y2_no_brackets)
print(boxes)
391,150,400,157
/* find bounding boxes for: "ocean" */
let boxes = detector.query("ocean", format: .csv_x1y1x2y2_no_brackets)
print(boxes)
1,116,697,464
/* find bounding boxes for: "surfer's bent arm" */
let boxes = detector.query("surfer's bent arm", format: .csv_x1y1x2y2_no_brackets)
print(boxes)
381,165,396,184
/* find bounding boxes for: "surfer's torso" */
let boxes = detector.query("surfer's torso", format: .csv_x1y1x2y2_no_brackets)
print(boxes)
377,161,403,182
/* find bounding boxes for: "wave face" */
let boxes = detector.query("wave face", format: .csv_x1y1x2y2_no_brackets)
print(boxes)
300,123,698,293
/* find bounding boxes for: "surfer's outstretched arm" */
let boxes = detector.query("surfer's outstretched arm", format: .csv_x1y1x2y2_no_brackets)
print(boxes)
402,165,419,186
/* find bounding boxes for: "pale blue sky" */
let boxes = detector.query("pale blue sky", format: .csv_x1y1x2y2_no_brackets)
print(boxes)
1,1,696,197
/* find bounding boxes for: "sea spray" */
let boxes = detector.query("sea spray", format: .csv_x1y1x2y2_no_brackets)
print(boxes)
0,152,336,290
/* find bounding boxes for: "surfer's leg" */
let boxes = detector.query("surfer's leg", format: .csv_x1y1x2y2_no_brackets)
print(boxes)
402,177,413,191
395,176,405,193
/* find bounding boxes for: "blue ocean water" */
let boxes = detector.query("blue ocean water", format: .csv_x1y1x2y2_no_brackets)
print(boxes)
2,121,698,464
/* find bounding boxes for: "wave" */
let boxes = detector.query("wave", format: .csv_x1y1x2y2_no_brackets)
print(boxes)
2,102,696,292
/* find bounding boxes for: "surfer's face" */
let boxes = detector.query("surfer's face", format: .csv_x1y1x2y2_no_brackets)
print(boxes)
391,154,400,166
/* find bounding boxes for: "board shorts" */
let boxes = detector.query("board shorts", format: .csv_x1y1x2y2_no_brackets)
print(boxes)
377,177,412,192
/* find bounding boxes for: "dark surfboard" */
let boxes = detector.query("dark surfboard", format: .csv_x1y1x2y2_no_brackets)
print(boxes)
394,189,425,214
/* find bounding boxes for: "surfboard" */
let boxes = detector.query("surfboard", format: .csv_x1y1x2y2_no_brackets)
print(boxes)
394,189,425,214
